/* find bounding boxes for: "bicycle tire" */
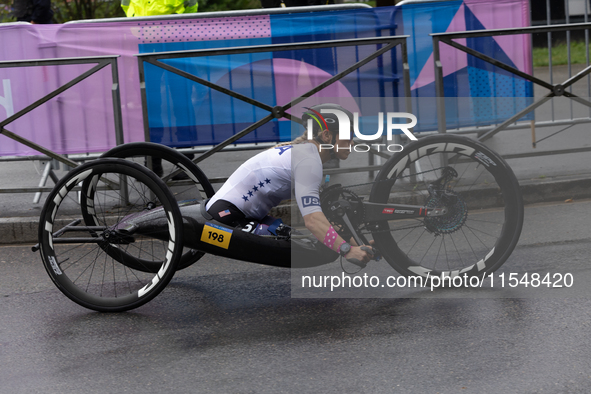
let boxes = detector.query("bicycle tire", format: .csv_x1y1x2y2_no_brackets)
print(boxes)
99,142,215,270
369,134,524,279
38,159,184,312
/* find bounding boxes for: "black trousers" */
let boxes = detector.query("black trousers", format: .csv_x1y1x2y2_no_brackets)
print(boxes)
207,199,251,227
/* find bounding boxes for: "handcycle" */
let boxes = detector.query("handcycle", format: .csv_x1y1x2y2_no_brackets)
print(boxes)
35,134,524,312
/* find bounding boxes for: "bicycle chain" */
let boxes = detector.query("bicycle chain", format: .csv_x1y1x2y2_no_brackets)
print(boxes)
325,165,450,237
330,166,448,191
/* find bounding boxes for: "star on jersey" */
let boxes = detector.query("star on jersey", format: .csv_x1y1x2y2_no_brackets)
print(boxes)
244,179,273,201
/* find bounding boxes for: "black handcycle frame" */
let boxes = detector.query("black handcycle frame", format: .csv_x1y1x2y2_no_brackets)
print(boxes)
35,135,524,312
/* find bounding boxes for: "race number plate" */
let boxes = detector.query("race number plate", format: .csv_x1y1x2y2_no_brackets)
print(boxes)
201,222,232,249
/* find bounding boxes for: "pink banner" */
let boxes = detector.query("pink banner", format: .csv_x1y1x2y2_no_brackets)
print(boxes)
0,22,143,156
0,15,277,156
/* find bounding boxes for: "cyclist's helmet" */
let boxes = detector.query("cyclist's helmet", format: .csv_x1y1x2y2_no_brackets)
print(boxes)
301,103,354,146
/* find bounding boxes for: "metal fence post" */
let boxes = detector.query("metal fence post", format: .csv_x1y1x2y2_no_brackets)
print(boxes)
433,36,447,135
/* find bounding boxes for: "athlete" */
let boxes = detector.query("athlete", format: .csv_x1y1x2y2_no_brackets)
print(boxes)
206,104,374,266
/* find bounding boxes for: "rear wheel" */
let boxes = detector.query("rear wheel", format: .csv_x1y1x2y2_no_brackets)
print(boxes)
100,142,215,270
38,159,183,312
370,135,523,279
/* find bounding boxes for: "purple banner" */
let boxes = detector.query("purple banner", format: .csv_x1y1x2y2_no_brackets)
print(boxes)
0,2,530,157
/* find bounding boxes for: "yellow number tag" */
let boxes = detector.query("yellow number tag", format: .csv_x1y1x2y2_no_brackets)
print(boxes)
200,222,232,249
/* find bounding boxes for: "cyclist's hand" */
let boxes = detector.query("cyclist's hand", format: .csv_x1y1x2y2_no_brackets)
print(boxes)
345,245,373,267
361,245,381,262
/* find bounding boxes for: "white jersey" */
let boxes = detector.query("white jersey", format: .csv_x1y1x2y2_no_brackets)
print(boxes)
206,143,323,220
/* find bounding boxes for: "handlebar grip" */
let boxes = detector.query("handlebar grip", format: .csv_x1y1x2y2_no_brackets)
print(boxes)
360,246,381,261
345,245,381,269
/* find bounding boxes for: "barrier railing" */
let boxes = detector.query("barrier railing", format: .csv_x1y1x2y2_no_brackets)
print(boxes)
0,55,124,194
432,23,591,157
136,35,412,175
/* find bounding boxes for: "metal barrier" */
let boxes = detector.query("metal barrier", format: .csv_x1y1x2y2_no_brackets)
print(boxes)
432,22,591,158
136,35,412,175
0,55,124,194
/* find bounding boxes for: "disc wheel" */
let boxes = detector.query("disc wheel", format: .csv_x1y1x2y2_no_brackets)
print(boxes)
38,159,184,312
369,135,524,279
99,142,215,270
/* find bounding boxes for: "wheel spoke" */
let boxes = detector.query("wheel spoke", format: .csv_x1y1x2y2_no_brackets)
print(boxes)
369,136,523,278
39,158,184,312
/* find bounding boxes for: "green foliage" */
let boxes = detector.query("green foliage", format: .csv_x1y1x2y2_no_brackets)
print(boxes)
198,0,261,12
52,0,125,23
1,0,16,22
0,0,262,24
533,41,591,67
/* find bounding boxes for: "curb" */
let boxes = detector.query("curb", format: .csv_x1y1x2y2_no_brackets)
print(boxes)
519,176,591,205
3,177,590,246
0,217,40,246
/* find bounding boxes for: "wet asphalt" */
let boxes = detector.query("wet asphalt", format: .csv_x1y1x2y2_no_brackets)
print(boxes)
1,199,591,393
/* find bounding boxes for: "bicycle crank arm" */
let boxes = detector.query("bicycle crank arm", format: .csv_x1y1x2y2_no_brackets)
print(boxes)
340,212,367,247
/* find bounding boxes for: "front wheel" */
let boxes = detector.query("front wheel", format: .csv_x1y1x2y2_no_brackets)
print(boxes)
370,135,523,279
